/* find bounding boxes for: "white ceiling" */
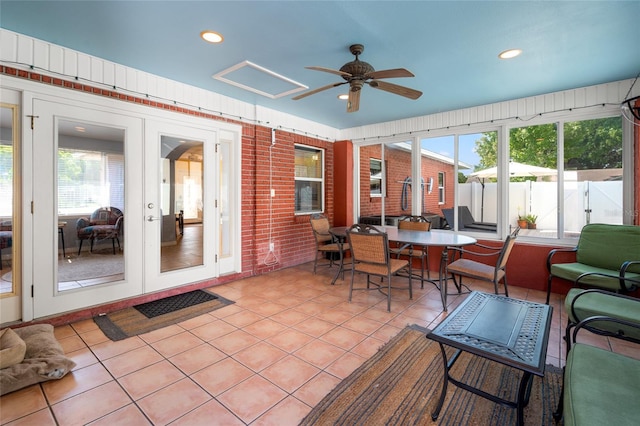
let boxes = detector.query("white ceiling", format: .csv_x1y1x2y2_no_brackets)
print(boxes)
1,1,639,129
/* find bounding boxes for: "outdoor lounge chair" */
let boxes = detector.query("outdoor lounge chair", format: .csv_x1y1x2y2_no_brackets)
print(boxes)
442,206,497,232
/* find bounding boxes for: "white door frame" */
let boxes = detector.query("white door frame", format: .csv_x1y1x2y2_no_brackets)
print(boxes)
31,98,144,318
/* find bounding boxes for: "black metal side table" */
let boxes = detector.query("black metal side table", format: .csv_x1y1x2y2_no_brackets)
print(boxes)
427,291,553,426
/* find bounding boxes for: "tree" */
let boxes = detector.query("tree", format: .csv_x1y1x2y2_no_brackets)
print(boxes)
474,116,622,171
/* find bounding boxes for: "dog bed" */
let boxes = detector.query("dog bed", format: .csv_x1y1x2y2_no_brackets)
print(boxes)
0,324,76,396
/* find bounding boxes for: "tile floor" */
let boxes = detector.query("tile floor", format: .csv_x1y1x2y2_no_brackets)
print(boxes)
1,262,636,425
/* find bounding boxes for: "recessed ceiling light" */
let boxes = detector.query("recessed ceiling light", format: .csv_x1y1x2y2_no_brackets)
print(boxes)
337,94,349,100
200,30,223,44
498,49,522,59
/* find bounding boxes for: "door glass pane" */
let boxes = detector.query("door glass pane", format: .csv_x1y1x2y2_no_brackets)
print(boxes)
0,105,16,294
563,116,623,236
359,144,383,224
160,136,204,272
57,120,125,290
507,123,558,237
219,138,231,259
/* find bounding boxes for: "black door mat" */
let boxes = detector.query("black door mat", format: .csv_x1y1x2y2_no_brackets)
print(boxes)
133,289,219,318
93,289,234,341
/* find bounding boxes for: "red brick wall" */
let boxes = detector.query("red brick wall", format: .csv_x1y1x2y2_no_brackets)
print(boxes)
358,144,456,219
251,127,335,275
0,66,332,282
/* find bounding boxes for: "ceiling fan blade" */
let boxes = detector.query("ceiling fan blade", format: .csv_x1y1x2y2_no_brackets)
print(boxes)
292,81,347,100
368,80,422,100
347,88,361,113
365,68,415,79
306,66,352,78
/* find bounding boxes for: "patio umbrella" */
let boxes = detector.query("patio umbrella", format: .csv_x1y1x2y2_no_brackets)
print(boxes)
468,161,557,220
468,161,558,179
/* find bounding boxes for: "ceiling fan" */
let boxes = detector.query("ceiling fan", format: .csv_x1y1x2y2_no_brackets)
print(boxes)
292,44,422,113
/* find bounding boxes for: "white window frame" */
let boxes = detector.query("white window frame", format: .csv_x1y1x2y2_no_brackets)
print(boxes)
438,171,445,204
294,144,324,214
369,158,384,197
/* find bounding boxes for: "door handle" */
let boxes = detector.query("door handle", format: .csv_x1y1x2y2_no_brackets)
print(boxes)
147,215,161,222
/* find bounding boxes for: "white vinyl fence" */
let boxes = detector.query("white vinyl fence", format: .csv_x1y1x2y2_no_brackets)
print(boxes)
460,181,623,234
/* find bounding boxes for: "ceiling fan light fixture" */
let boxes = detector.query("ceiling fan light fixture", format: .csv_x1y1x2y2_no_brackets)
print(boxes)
337,94,349,100
200,30,224,44
498,48,522,59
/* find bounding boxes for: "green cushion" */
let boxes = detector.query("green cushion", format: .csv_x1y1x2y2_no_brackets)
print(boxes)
564,343,640,426
564,288,640,341
575,224,640,272
550,263,640,291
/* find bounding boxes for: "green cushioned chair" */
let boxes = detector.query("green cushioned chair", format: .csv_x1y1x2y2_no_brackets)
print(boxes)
560,315,640,426
564,282,640,354
546,223,640,304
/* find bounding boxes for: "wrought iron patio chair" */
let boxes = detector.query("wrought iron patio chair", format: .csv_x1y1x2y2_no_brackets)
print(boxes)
389,215,431,287
445,233,517,297
346,223,412,312
309,214,349,275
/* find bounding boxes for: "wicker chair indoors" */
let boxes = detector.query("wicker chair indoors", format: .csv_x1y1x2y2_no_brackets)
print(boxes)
76,207,124,255
309,214,349,275
346,224,412,312
445,232,518,297
389,215,431,286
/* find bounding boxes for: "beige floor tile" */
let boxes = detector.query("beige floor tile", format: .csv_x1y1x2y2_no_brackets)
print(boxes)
210,329,261,355
294,339,347,369
169,343,227,375
117,360,185,400
0,386,48,424
169,399,245,426
50,381,132,425
233,341,288,372
325,351,366,379
89,336,146,361
137,378,211,425
252,396,311,426
189,319,238,341
293,371,342,407
190,357,254,396
102,345,164,378
150,331,204,358
42,363,113,404
260,355,321,393
266,328,315,353
319,326,366,350
4,408,57,426
241,318,288,340
217,375,288,424
86,403,151,426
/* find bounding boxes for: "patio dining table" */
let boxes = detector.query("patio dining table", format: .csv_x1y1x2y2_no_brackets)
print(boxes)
329,225,477,311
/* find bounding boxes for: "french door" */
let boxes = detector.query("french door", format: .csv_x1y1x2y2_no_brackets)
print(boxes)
143,120,219,292
31,99,144,318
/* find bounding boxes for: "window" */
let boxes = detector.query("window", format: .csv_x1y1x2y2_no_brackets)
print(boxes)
370,158,383,196
438,172,445,204
58,148,124,215
294,145,323,214
506,116,623,239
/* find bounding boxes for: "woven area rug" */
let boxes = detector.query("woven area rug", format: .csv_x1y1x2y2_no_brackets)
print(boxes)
301,325,562,426
94,289,234,341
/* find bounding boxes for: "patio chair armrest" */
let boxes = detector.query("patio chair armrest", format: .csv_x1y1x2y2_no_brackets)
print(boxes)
569,288,640,323
621,260,640,275
576,271,640,293
447,245,501,257
572,314,640,345
546,246,577,272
